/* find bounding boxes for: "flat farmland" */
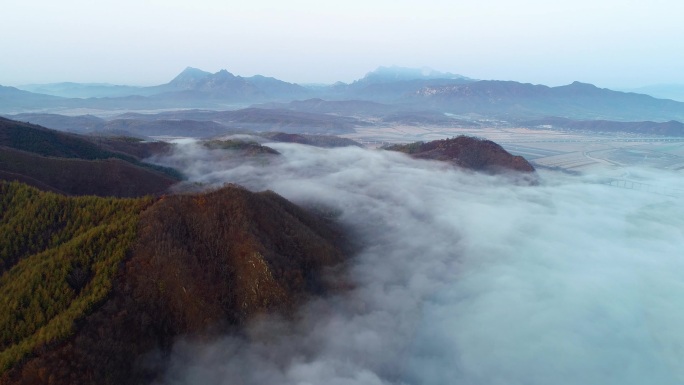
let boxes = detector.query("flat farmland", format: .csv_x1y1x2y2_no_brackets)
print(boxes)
343,125,684,172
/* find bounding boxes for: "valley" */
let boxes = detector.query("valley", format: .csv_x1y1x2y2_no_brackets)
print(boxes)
345,125,684,172
2,66,684,385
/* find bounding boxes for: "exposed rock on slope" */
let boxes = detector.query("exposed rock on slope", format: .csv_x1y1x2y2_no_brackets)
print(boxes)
386,136,535,173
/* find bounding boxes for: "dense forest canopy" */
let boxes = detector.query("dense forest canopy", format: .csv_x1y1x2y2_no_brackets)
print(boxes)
0,181,153,373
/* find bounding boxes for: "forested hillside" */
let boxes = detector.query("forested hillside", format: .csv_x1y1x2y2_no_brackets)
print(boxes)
0,182,154,374
0,182,347,384
0,117,180,196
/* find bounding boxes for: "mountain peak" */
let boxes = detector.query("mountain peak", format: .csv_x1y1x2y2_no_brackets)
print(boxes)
214,69,236,78
168,67,212,88
568,81,598,89
182,66,210,74
356,66,470,84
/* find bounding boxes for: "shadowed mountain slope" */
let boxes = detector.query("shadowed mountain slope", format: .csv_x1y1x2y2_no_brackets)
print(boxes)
115,108,364,134
7,114,105,133
0,148,177,197
0,117,180,196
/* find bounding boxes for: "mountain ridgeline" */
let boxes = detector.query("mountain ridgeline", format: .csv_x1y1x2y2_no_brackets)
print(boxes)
0,117,180,197
4,66,684,123
0,181,348,385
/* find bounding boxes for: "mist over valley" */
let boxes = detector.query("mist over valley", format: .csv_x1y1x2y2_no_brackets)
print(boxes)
2,42,684,385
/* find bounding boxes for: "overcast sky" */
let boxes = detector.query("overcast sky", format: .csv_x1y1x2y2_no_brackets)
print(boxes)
1,0,682,88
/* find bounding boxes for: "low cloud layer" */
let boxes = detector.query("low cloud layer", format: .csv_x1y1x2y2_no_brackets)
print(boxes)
151,142,684,385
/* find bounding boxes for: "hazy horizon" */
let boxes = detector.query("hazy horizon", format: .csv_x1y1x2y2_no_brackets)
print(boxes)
2,0,683,89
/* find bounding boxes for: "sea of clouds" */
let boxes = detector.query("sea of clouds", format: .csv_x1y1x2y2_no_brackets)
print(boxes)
150,142,684,385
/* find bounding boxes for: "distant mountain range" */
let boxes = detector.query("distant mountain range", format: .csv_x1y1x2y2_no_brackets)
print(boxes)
518,117,684,136
619,84,684,103
3,66,684,122
16,82,145,98
8,107,365,137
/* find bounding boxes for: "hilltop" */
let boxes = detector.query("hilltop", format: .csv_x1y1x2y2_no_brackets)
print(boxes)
386,136,536,174
0,182,347,385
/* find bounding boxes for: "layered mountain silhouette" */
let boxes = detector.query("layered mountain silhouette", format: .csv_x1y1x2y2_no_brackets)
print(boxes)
0,117,179,196
8,108,363,137
148,67,311,101
406,80,684,121
5,66,684,123
518,117,684,136
17,82,145,99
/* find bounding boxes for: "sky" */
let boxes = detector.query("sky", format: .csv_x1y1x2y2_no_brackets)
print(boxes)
1,0,683,88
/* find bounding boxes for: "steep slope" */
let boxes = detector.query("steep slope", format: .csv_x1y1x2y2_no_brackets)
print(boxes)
0,117,180,196
165,67,212,89
386,136,535,173
0,182,154,376
0,184,347,385
150,68,310,101
0,117,146,161
0,148,177,197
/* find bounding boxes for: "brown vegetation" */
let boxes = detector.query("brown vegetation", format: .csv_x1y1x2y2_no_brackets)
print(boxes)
0,117,181,197
202,140,280,156
386,136,535,173
0,147,177,197
260,132,362,147
1,184,347,385
0,182,153,377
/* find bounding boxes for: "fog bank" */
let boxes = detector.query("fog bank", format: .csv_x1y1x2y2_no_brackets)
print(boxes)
152,143,684,385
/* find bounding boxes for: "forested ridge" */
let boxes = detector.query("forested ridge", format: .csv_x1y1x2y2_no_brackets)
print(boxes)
0,181,154,374
0,181,348,384
0,117,351,384
0,117,181,196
